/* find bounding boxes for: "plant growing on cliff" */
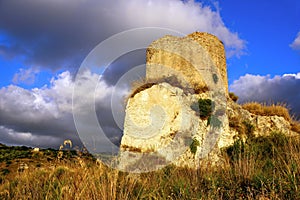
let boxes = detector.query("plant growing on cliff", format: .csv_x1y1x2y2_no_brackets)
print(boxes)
229,92,239,102
191,98,214,119
189,138,200,155
243,120,255,137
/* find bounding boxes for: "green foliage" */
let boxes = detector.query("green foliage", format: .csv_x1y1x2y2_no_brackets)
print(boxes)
0,147,32,162
225,138,245,161
190,138,200,155
191,98,214,119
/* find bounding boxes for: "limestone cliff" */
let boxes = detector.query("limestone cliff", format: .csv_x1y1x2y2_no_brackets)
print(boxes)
119,32,299,172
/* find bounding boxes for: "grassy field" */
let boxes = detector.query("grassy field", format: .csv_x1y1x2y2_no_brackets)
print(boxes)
1,131,300,200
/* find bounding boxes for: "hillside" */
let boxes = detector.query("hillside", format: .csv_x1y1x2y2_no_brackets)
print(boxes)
1,128,300,199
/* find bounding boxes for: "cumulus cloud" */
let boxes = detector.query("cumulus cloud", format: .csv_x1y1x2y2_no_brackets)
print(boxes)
230,73,300,118
0,0,245,70
12,68,39,85
0,70,127,148
290,32,300,50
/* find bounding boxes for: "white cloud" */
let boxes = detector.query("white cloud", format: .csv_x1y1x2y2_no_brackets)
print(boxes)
12,68,39,85
230,73,300,118
290,31,300,50
0,70,125,147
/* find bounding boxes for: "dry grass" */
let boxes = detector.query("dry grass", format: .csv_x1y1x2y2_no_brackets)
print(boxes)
242,102,300,134
2,133,300,199
229,92,239,102
127,75,209,104
242,102,292,122
291,121,300,133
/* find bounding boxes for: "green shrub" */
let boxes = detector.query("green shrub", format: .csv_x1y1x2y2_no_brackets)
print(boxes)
242,121,255,137
191,99,214,119
190,138,200,155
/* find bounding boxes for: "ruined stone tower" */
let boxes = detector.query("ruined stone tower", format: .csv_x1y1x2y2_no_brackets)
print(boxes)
188,32,228,93
146,32,228,94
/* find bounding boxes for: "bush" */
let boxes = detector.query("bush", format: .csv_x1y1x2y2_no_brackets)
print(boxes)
229,92,239,102
190,138,200,154
191,99,214,119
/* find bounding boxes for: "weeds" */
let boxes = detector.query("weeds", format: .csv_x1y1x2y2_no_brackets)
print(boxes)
190,138,200,155
229,92,239,102
242,102,291,122
1,134,300,200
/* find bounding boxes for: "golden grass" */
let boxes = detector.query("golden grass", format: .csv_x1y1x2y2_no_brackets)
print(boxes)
291,121,300,133
242,102,292,122
127,75,209,104
2,134,300,200
242,102,300,134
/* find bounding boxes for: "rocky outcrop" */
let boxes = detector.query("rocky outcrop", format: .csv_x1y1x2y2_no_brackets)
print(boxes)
119,32,299,172
119,82,228,171
227,100,298,138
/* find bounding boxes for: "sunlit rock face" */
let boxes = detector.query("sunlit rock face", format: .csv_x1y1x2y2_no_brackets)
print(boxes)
119,83,202,171
146,32,228,95
119,32,298,172
119,32,230,172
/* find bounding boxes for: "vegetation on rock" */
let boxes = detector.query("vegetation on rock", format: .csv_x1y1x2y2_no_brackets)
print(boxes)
229,92,239,102
189,138,200,155
191,98,214,119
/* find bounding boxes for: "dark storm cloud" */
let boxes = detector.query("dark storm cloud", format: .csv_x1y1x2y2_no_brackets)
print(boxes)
0,0,245,71
230,73,300,119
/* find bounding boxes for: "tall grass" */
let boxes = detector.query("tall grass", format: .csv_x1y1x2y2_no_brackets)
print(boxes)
1,133,300,199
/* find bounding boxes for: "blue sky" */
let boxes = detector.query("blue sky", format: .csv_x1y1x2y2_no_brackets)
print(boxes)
0,0,299,147
218,0,300,82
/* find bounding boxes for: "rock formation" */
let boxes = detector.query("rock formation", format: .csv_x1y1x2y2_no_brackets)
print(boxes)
119,32,299,172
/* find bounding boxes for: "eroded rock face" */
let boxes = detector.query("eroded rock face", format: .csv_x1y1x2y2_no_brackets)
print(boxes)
119,32,298,171
120,82,230,171
226,100,297,137
146,32,228,95
121,83,198,153
119,83,202,171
